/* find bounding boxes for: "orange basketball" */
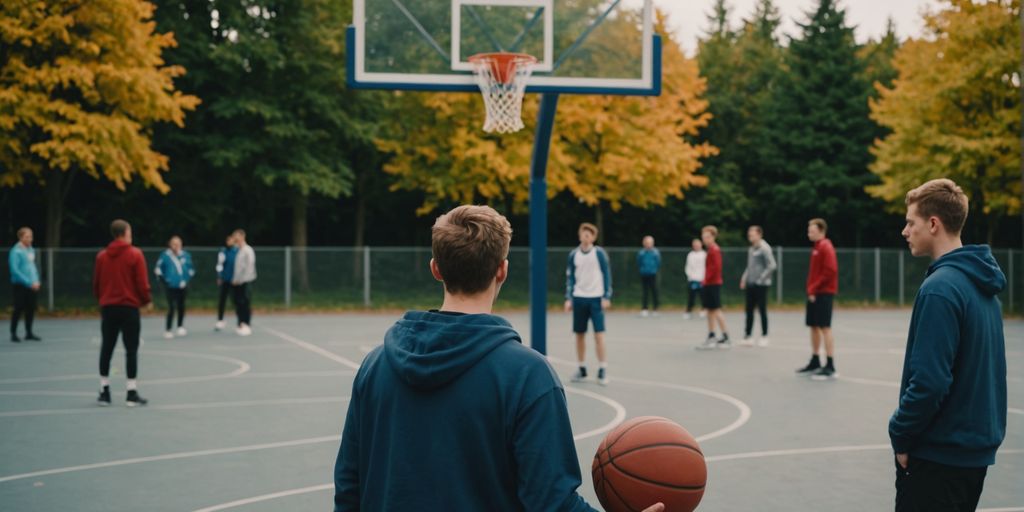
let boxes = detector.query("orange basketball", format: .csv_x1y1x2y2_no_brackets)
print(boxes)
592,416,707,512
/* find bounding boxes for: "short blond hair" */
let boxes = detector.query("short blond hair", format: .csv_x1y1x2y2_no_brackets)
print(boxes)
905,178,969,234
432,205,513,295
579,223,598,237
701,225,718,238
16,227,31,239
808,218,827,234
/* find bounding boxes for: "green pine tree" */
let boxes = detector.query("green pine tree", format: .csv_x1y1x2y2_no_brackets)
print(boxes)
756,0,884,246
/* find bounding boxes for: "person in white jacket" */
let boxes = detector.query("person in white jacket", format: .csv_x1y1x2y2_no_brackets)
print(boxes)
684,238,706,320
230,229,257,336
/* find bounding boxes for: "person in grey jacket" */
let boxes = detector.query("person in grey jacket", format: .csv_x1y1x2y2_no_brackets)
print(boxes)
739,226,777,346
230,229,257,336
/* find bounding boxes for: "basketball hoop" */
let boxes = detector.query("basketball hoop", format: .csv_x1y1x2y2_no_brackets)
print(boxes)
468,52,537,134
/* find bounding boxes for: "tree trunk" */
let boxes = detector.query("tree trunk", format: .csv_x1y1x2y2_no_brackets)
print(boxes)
595,202,605,246
292,192,311,293
44,169,64,248
1020,2,1023,248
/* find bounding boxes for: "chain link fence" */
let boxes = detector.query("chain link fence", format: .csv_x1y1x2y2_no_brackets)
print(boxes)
1,246,1020,314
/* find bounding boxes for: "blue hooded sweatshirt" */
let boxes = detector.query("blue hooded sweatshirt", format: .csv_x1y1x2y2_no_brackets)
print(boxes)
334,311,597,512
154,249,195,289
636,248,661,276
889,245,1007,467
9,243,40,287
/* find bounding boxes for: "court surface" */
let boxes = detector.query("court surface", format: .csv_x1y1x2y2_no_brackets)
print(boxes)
1,309,1021,511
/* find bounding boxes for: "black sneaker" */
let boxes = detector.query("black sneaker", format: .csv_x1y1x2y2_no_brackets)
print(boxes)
97,386,111,406
811,366,837,380
796,357,821,375
126,390,148,407
597,368,608,386
10,333,21,343
25,334,41,341
570,367,588,383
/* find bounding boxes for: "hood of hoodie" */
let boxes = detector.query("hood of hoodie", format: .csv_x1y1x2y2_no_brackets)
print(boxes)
927,245,1006,296
383,311,521,390
105,239,134,258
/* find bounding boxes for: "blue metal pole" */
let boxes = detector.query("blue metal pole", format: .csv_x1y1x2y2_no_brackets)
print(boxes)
530,93,559,355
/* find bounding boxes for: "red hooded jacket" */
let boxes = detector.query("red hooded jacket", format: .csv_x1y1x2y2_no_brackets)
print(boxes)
94,240,151,307
806,238,838,295
702,243,723,286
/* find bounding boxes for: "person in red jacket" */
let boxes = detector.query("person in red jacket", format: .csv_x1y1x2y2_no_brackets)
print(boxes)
93,219,152,406
798,218,839,379
696,225,730,350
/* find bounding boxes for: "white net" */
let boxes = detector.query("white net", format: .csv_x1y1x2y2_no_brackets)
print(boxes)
469,53,537,134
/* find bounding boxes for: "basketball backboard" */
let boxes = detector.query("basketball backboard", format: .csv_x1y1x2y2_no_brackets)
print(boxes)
348,0,660,95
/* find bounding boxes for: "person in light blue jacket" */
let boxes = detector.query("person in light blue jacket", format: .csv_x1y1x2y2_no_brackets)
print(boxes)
636,235,662,317
154,236,195,338
9,227,42,342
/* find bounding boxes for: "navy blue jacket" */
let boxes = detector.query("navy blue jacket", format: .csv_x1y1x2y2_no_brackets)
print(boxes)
889,245,1007,467
334,311,597,512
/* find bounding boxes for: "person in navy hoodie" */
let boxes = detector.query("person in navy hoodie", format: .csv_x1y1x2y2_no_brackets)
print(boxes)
637,235,661,317
155,235,195,338
333,205,663,512
214,234,237,331
890,179,1006,512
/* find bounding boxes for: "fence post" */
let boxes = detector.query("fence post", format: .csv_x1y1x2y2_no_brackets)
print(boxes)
46,245,55,309
874,247,881,304
776,246,783,304
363,245,371,307
284,246,292,309
898,250,905,307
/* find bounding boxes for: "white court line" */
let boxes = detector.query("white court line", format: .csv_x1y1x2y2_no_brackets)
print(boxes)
0,390,94,397
547,356,752,443
1010,408,1024,416
238,371,354,379
978,508,1024,512
565,387,627,442
262,327,361,370
705,445,1024,463
192,484,334,512
0,396,350,418
0,435,341,484
0,350,251,386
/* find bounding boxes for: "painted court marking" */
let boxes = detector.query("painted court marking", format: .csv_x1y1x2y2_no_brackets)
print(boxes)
0,396,350,418
547,356,752,443
0,435,342,484
262,327,362,370
191,484,334,512
565,386,627,442
0,350,251,386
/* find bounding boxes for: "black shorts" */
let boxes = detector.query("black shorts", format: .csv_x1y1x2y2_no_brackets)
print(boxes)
701,285,722,310
805,293,834,327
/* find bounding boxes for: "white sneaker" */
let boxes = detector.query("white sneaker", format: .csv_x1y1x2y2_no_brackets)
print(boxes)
683,313,692,320
696,336,718,351
236,324,252,336
175,327,187,336
739,336,755,347
699,311,707,319
640,310,650,318
757,336,770,347
215,320,225,331
163,331,174,339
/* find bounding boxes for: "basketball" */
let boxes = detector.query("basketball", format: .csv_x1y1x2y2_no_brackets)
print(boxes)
592,416,707,512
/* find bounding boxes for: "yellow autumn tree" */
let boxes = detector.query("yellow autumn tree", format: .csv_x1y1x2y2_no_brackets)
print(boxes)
868,0,1020,241
552,11,715,229
0,0,199,245
376,9,714,218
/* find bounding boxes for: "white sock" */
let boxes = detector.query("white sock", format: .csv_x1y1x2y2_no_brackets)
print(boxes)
126,379,138,391
100,377,110,388
599,362,608,369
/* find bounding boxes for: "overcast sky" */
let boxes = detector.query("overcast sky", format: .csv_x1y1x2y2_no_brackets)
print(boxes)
652,0,940,51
